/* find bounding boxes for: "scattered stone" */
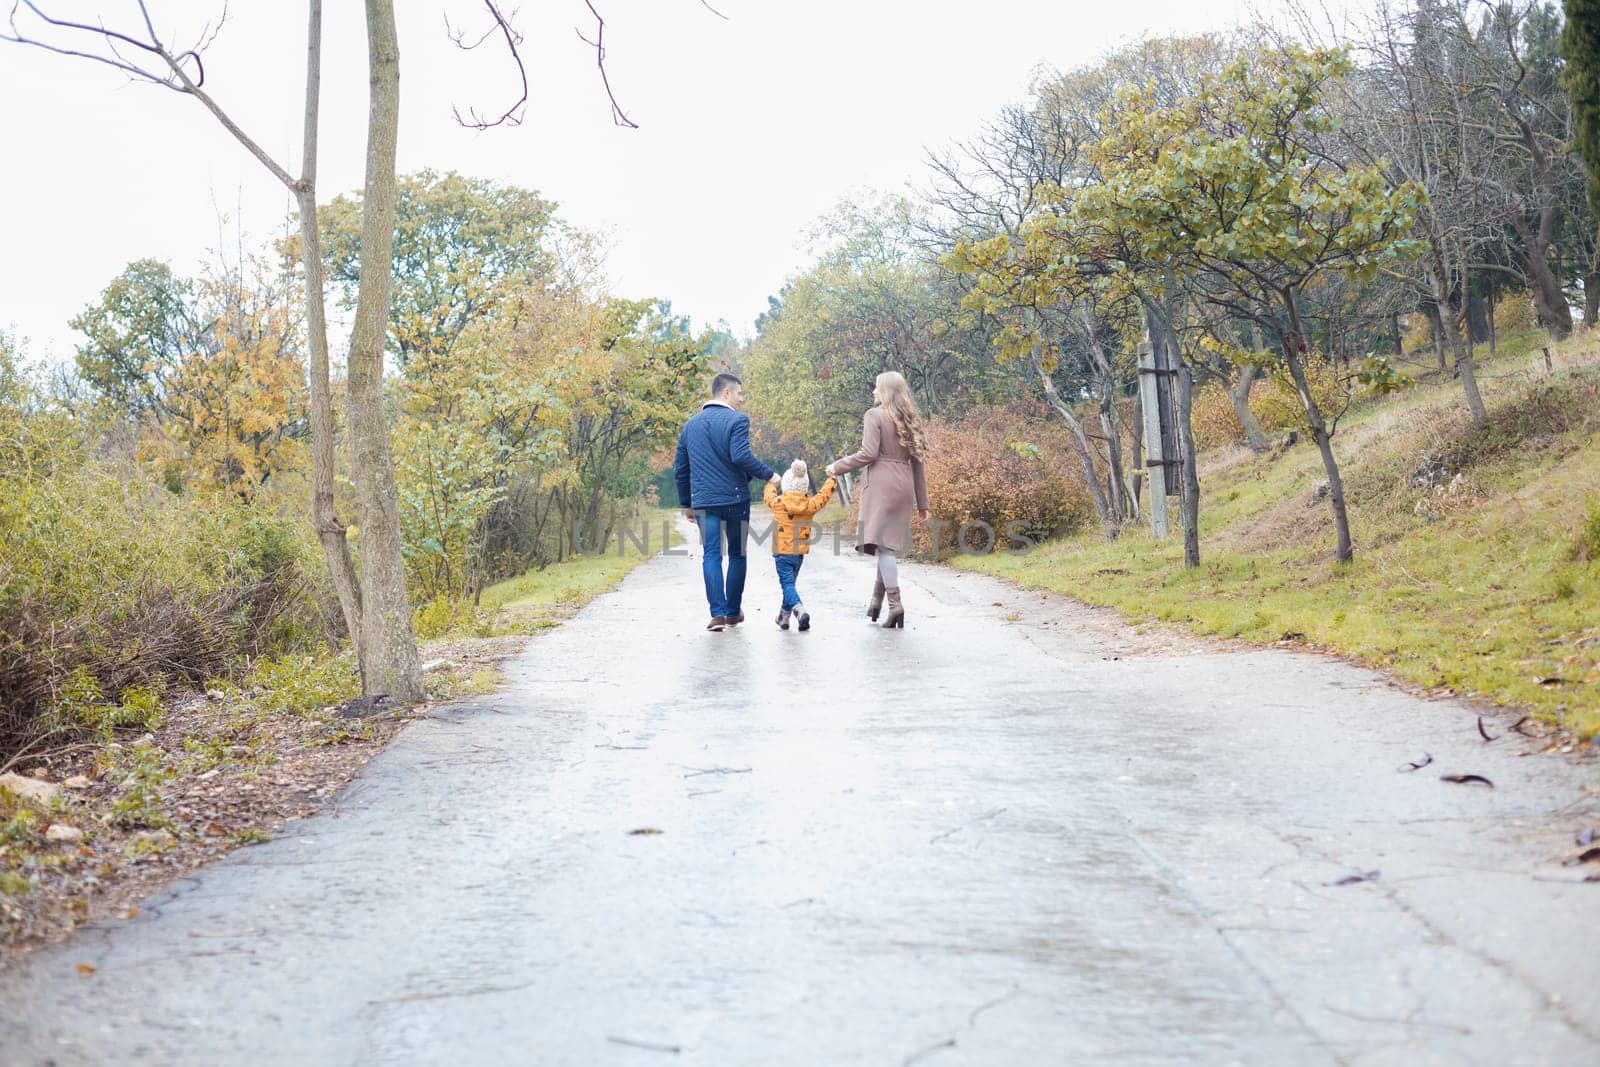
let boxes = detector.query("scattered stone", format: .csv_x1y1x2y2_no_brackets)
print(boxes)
197,769,220,781
0,772,61,805
1310,480,1332,505
337,694,398,719
420,658,453,673
206,689,227,702
1410,450,1451,491
131,829,176,849
45,824,85,844
63,775,93,791
132,733,156,748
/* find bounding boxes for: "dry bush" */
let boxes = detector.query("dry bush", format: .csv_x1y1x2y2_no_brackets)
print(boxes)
1249,357,1347,435
1190,384,1246,451
0,447,327,761
913,404,1095,555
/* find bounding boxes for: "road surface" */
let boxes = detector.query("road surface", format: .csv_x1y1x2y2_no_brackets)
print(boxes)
3,517,1598,1064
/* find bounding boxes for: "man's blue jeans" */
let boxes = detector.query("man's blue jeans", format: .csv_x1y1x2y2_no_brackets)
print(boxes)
774,553,804,611
698,503,750,618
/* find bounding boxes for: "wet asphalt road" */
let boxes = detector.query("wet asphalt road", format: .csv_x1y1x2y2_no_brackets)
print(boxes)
3,516,1599,1065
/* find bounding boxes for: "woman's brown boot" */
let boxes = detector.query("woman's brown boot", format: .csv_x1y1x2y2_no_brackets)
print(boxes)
866,576,886,621
880,587,904,629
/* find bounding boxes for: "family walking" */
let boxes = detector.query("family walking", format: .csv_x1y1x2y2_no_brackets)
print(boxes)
672,370,930,633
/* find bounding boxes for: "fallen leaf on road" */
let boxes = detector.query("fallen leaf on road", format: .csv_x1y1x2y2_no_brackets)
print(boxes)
1477,716,1498,742
74,963,95,975
1324,870,1380,887
1563,847,1600,867
628,828,663,836
1440,774,1494,788
1398,753,1433,772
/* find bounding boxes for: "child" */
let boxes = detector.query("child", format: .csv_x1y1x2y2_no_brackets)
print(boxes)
763,459,837,631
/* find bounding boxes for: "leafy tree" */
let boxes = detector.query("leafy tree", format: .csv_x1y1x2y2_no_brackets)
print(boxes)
316,170,559,368
71,260,202,421
1079,47,1424,562
140,263,309,499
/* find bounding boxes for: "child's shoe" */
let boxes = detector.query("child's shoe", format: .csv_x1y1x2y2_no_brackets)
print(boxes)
775,607,791,630
794,601,811,632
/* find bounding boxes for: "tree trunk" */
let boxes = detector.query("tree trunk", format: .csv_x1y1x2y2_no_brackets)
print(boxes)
1034,355,1114,538
1228,362,1271,452
1285,287,1352,563
293,1,363,646
1429,273,1487,423
1129,406,1144,513
1425,300,1448,373
347,0,422,703
1585,266,1600,329
1174,363,1201,568
1513,214,1575,340
1078,306,1131,522
1487,289,1497,355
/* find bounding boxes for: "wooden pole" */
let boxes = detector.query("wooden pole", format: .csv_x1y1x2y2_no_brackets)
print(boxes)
1137,339,1169,539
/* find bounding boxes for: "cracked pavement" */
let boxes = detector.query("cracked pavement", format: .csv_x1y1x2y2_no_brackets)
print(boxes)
2,520,1598,1064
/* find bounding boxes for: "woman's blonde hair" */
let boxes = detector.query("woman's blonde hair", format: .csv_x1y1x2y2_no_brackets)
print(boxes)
875,371,926,459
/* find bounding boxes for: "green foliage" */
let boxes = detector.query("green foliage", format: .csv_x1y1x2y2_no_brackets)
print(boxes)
0,428,331,759
1579,498,1600,562
243,653,360,718
412,596,488,640
110,747,174,831
1563,0,1600,209
315,169,558,366
69,259,198,420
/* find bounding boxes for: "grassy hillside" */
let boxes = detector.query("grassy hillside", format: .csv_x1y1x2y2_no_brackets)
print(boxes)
955,332,1600,739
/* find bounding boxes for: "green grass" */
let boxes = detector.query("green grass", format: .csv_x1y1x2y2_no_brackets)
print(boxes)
952,332,1600,738
478,508,684,630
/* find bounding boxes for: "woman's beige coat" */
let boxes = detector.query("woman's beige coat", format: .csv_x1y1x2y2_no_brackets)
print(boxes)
832,407,929,554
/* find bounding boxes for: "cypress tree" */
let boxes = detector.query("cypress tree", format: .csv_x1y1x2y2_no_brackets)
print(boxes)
1565,0,1600,210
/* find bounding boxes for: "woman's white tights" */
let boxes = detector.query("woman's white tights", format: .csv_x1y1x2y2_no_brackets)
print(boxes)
876,548,899,588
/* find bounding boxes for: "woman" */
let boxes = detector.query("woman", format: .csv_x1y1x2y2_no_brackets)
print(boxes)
826,371,930,629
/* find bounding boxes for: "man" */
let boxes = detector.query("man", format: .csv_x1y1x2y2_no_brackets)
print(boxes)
673,372,781,631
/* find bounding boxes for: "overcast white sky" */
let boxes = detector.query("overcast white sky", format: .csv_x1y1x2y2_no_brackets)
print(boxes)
0,0,1261,360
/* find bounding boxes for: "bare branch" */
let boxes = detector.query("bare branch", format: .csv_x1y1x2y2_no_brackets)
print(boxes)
448,1,528,129
1,1,292,188
699,0,730,18
580,0,637,129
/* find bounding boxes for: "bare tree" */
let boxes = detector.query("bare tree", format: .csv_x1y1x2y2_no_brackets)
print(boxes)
2,0,388,683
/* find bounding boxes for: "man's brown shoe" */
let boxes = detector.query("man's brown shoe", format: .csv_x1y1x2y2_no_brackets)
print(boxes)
726,613,746,625
706,616,728,631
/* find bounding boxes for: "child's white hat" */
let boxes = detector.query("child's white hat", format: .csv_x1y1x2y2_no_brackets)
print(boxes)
781,459,809,495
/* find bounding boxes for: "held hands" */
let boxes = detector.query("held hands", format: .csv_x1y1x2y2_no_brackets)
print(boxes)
769,473,782,486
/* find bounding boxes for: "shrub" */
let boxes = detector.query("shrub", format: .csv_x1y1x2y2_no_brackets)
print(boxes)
244,653,360,718
1250,356,1347,435
1190,384,1246,451
412,595,486,639
914,405,1095,554
0,436,333,760
1577,499,1600,563
1433,373,1600,477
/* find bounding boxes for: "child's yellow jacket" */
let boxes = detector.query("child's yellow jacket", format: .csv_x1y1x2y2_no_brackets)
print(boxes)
763,477,837,555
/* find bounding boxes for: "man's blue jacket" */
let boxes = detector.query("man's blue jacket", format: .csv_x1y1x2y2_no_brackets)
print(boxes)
673,402,775,510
